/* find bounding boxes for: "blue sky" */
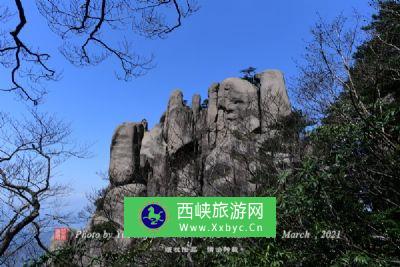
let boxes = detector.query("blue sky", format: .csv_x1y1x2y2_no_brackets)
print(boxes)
0,1,373,215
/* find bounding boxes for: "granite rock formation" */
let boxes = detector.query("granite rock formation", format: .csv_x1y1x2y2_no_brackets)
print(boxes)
89,69,291,230
48,70,292,265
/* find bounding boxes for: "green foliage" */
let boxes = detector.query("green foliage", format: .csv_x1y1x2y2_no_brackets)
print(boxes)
31,2,400,266
201,98,209,109
354,0,400,104
93,188,108,212
240,66,257,83
91,221,118,238
168,2,400,265
29,242,84,267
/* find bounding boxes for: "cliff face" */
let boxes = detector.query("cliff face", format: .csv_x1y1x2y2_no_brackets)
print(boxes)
49,70,292,264
95,69,291,229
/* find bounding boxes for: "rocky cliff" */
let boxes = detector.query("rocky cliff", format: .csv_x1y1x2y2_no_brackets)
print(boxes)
92,69,291,229
49,70,292,264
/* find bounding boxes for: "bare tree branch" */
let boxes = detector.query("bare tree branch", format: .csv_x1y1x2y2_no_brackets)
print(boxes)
0,0,198,103
0,110,86,259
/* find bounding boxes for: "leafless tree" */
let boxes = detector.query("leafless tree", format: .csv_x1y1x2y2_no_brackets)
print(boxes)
0,0,198,104
295,14,364,121
0,0,198,263
0,110,86,264
294,13,399,150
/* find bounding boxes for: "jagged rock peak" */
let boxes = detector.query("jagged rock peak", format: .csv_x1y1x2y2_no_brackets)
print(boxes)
107,69,291,198
60,69,293,264
109,122,145,186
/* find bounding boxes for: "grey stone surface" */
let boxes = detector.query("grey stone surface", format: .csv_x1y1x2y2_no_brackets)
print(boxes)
52,70,294,263
105,69,291,199
103,183,146,227
140,124,168,196
192,94,201,120
256,70,291,132
206,83,219,147
163,90,194,154
109,122,144,185
217,77,260,133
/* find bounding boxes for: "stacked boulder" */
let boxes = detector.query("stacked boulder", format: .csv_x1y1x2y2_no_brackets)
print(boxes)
94,69,291,228
48,70,292,266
